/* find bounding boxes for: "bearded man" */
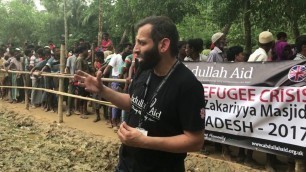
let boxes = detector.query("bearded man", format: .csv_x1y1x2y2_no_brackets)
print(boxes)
75,16,205,172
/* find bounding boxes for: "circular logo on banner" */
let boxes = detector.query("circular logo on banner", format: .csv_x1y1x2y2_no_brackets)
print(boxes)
288,65,306,83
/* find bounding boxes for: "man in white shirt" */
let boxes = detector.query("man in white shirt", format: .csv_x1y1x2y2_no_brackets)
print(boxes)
293,35,306,60
184,38,207,62
248,31,274,62
106,53,123,77
248,30,280,172
103,52,124,130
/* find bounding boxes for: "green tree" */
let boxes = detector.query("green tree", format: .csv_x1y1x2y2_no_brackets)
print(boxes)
0,0,47,46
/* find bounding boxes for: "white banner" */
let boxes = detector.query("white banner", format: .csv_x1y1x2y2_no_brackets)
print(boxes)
204,84,306,148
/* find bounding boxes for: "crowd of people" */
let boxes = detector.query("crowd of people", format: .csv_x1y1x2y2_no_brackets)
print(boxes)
178,31,305,63
0,21,306,171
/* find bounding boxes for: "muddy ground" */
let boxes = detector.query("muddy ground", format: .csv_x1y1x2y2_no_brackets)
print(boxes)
0,105,264,172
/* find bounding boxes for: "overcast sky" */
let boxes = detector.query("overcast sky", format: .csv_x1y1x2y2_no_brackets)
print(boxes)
33,0,46,11
2,0,46,11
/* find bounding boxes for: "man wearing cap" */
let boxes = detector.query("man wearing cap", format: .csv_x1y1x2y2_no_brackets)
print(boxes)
207,32,227,63
248,31,274,62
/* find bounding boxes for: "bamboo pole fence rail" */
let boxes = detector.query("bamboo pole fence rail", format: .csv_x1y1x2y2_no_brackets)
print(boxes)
0,68,119,123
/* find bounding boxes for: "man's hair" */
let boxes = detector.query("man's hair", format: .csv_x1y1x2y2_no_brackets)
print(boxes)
79,38,85,42
24,49,32,56
276,32,287,40
75,44,88,54
103,32,109,37
8,48,15,56
187,38,204,53
295,35,306,53
27,44,35,50
45,48,52,56
178,41,187,49
135,16,179,56
124,42,133,48
95,51,104,59
227,46,243,61
36,48,45,57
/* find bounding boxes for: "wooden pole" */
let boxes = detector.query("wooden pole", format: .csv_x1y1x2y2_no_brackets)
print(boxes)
98,0,103,45
0,85,115,108
0,69,127,82
58,44,65,123
64,0,68,49
295,160,306,172
23,74,29,110
91,43,95,69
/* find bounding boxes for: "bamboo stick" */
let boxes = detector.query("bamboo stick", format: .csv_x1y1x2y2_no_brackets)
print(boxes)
23,74,30,110
91,43,95,69
58,44,65,123
0,69,127,83
0,86,116,108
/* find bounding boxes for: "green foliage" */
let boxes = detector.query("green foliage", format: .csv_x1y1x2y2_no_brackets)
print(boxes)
0,0,305,51
0,0,47,46
178,0,306,51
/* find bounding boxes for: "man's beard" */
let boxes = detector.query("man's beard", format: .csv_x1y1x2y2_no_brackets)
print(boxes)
138,44,161,70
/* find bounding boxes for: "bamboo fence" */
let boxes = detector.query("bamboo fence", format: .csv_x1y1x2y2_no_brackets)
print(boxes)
0,68,122,122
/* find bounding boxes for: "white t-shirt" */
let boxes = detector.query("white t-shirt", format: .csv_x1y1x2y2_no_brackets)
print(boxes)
294,53,306,60
184,54,207,62
108,54,123,77
66,54,77,75
248,48,268,62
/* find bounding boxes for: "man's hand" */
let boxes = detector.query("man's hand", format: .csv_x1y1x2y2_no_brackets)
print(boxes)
117,122,146,147
126,77,132,84
30,69,35,76
74,70,105,94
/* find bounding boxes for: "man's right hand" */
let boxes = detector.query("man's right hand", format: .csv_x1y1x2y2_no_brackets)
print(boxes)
126,77,132,84
74,70,104,94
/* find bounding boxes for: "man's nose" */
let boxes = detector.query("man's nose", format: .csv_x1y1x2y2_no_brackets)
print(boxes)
133,44,140,54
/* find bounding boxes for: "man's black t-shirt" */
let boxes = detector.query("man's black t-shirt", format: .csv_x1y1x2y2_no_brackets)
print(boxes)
118,62,205,172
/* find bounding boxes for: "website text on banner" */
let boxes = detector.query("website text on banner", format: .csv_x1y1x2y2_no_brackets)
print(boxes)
184,61,306,159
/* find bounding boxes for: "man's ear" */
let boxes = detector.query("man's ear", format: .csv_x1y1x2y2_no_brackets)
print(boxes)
159,38,171,53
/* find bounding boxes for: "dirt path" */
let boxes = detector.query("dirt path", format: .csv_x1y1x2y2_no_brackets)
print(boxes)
0,100,266,171
0,100,117,139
